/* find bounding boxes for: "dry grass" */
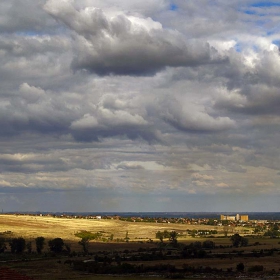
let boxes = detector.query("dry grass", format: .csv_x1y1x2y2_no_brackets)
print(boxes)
0,214,221,241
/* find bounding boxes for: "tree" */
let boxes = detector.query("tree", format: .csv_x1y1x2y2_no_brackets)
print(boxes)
156,231,164,242
48,238,64,253
124,231,130,242
230,234,248,247
163,230,170,239
35,236,45,254
207,219,215,225
191,230,197,238
169,231,178,246
0,238,7,253
9,237,26,253
26,241,32,253
223,225,229,237
78,238,90,254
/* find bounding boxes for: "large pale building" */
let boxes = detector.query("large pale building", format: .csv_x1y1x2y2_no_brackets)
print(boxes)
240,215,249,221
220,214,249,221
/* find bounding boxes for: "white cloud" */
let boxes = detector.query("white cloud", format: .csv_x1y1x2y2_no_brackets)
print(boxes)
216,182,229,188
19,83,45,103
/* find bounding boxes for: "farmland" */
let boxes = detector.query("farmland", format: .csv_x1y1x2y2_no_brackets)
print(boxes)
0,214,280,279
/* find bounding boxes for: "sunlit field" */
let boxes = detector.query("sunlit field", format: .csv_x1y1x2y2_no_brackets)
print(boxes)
1,214,280,280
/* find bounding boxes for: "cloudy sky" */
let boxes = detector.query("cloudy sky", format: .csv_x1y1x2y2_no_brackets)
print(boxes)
0,0,280,212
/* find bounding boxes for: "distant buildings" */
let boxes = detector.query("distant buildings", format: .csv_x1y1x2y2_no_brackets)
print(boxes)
220,214,249,222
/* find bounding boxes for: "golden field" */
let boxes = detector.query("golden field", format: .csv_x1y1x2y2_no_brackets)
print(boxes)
0,214,223,241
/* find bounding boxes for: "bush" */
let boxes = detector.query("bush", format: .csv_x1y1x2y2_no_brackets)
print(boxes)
0,238,7,253
35,236,45,254
9,237,26,254
48,238,64,253
75,231,102,240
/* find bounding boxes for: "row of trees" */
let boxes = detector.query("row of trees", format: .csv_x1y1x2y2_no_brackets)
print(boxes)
155,230,249,248
0,231,250,255
0,236,67,254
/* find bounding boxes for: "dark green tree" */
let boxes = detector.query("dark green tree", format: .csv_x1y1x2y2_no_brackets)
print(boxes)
0,238,7,253
230,234,248,247
78,238,90,254
163,230,170,238
35,236,45,254
48,238,64,253
156,231,164,242
169,231,178,246
9,237,26,253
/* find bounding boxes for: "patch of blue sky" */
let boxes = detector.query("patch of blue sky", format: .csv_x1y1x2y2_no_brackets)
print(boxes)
267,30,275,36
169,4,178,11
15,31,43,37
243,10,267,17
15,26,67,37
244,10,257,15
255,19,271,28
251,1,280,8
267,28,280,36
234,42,260,53
234,43,242,53
272,39,280,45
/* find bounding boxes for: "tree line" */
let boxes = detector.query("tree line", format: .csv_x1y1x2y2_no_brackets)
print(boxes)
0,236,68,254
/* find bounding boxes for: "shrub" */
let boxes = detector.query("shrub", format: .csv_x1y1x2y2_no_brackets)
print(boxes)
48,238,64,253
9,237,26,253
35,236,45,254
0,238,6,253
75,231,102,240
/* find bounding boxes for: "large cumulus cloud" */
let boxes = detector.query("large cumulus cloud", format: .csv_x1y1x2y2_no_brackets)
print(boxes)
44,0,224,76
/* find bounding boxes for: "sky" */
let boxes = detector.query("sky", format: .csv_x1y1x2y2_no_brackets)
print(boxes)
0,0,280,212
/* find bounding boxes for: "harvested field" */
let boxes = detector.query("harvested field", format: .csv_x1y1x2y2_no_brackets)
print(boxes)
0,214,221,241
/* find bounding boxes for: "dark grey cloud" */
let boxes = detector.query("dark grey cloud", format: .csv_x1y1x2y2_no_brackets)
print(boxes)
160,97,236,133
44,0,224,76
70,121,160,143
